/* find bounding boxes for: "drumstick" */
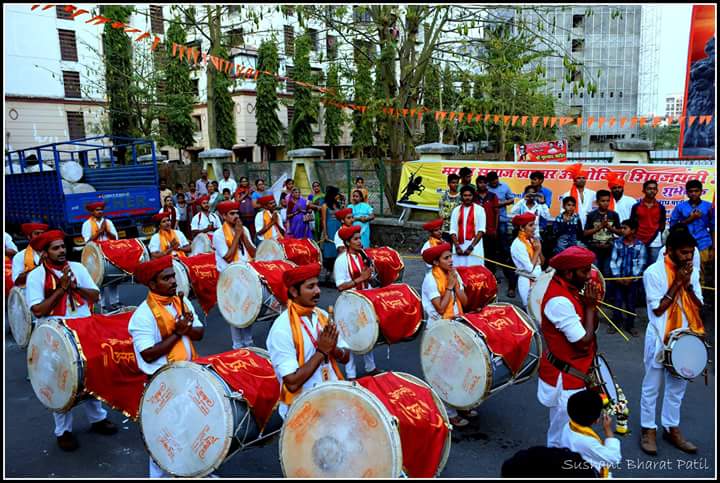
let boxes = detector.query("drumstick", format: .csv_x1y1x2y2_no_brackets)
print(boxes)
597,306,630,342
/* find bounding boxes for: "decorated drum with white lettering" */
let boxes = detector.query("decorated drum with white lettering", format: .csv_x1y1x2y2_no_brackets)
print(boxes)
420,303,542,409
190,233,214,256
456,265,498,311
255,238,322,266
8,286,33,348
172,258,192,299
663,329,709,380
82,239,150,287
364,247,405,286
527,265,605,324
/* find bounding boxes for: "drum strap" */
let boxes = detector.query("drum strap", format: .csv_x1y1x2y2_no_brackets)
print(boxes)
546,351,592,385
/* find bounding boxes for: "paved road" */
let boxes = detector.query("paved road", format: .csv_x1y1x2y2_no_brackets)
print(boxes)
4,255,715,478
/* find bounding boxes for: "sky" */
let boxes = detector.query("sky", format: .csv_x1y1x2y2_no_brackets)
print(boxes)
656,4,694,113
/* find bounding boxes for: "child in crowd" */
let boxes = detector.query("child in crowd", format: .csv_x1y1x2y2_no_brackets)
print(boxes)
609,218,647,336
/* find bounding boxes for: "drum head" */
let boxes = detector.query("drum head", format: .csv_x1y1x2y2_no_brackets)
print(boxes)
191,234,213,256
72,183,96,193
280,381,402,478
596,354,618,404
670,333,707,379
140,361,234,477
8,287,33,348
26,319,81,412
333,291,379,354
217,263,263,328
420,320,492,409
528,269,554,324
255,240,285,262
172,259,191,298
82,242,106,287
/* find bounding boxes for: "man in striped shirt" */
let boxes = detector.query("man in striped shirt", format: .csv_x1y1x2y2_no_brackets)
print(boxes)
609,218,647,337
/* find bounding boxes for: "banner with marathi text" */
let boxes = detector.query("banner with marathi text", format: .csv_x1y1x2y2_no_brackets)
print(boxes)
397,160,716,217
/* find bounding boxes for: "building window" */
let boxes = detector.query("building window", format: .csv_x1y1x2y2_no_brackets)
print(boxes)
579,92,583,98
287,106,295,127
619,91,623,98
572,14,585,28
228,27,244,48
572,39,585,52
610,91,614,98
192,115,202,133
228,5,242,15
192,79,199,97
62,71,81,98
354,39,376,62
67,111,86,140
58,29,78,62
327,35,337,60
150,5,164,34
56,5,73,20
286,66,294,93
308,28,319,51
558,92,562,98
284,25,295,56
600,92,604,99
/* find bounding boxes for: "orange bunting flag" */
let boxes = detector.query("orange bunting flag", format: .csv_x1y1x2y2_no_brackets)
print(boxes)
531,116,539,127
71,9,89,19
410,108,416,117
63,5,77,12
630,117,638,127
560,117,573,127
543,117,550,127
652,116,663,127
619,117,628,127
42,4,55,10
475,114,483,123
576,117,583,127
700,115,713,125
521,115,528,126
449,112,456,121
503,115,511,125
135,31,151,42
689,116,697,126
172,43,181,56
587,116,596,128
666,115,674,125
608,117,617,127
111,21,126,29
597,117,605,128
458,112,465,122
484,114,491,123
225,61,233,74
678,116,686,126
31,5,41,10
550,117,557,127
493,115,501,124
638,117,647,127
511,115,519,126
210,56,222,71
86,15,112,25
417,111,423,120
254,70,261,80
151,36,161,51
403,108,409,117
237,66,246,76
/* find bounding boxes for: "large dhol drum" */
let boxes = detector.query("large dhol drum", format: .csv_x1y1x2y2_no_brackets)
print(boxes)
280,371,451,478
663,329,709,380
255,238,322,266
216,261,294,328
82,239,150,287
172,258,192,298
140,348,282,477
190,233,214,255
172,254,219,314
456,265,498,311
527,265,605,324
333,283,423,354
364,247,405,286
8,286,33,348
420,303,542,409
27,309,145,416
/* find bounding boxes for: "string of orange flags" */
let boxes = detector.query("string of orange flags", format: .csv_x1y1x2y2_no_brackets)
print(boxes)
32,4,715,129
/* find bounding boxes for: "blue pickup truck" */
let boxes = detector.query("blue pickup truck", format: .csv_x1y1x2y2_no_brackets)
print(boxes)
5,136,161,254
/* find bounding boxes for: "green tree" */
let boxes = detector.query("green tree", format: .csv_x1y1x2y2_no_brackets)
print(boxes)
422,63,441,143
211,44,236,149
162,18,195,149
324,63,344,159
256,38,282,161
440,65,458,144
351,55,374,157
101,6,135,141
640,124,680,150
289,33,318,149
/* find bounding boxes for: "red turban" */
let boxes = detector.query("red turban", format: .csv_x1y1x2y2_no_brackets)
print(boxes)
334,208,353,221
338,225,361,241
606,172,625,188
21,223,49,237
86,201,105,211
283,263,322,288
258,195,275,205
512,212,536,227
195,195,210,205
564,163,588,179
134,255,174,286
549,246,596,271
152,211,172,223
217,201,240,215
29,229,65,252
422,218,444,232
422,242,452,265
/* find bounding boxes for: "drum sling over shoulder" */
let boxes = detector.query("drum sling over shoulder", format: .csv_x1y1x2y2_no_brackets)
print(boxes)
546,351,592,385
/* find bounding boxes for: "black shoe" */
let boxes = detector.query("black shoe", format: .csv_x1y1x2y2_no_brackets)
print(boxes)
57,431,79,451
90,419,118,435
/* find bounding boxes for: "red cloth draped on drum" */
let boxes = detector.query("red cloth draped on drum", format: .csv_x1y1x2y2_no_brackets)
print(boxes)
250,261,294,305
194,349,280,430
364,247,404,287
357,372,449,478
179,253,219,314
64,312,147,419
280,239,320,266
357,284,422,344
456,265,497,311
97,239,147,274
460,305,535,376
5,256,13,298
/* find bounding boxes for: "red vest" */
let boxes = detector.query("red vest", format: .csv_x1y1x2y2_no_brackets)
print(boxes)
538,276,596,389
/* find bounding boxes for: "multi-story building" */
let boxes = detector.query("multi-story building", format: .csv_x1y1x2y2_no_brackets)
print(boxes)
664,93,684,118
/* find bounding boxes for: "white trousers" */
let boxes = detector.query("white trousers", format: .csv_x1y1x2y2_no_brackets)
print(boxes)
543,388,582,448
345,351,376,379
53,400,107,436
230,326,253,350
640,364,688,430
452,241,484,268
101,285,120,307
517,276,531,309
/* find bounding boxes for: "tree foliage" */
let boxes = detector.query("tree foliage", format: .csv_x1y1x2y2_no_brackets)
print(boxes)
351,54,374,157
324,63,345,156
256,37,282,160
211,43,236,150
161,18,196,149
422,63,441,143
101,5,135,139
289,33,318,149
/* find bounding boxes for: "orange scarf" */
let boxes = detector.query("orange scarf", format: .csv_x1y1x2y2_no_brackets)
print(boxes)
518,231,537,260
262,210,281,240
663,255,704,343
280,301,344,405
569,420,609,478
431,266,463,318
457,204,476,244
222,222,242,262
570,184,584,210
146,292,197,363
24,247,38,273
428,236,443,248
159,228,187,258
608,196,616,212
90,217,102,240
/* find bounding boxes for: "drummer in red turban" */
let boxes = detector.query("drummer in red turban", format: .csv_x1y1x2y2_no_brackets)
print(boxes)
420,219,445,269
12,222,48,286
561,163,595,227
255,194,285,241
333,208,354,254
190,195,221,239
537,245,602,448
149,211,191,259
128,254,204,477
83,200,121,309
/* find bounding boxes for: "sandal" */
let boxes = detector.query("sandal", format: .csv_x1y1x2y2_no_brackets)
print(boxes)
450,416,470,428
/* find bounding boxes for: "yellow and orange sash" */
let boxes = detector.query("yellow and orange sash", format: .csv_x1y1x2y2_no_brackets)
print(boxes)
428,236,443,248
569,420,609,478
222,222,241,263
159,228,186,258
663,255,704,343
280,301,343,405
146,292,197,362
24,247,38,273
432,266,464,319
518,231,537,260
262,210,276,240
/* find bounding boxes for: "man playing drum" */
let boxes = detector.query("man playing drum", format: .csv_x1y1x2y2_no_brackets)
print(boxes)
148,211,191,259
128,255,205,477
11,223,48,287
334,225,379,380
255,195,285,243
420,218,444,270
266,263,350,419
190,195,222,239
26,230,118,451
333,207,354,255
449,185,486,268
639,228,704,455
81,201,121,311
536,246,601,448
214,200,257,349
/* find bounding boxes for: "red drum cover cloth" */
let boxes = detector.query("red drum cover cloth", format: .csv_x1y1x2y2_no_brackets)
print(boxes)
5,256,13,297
64,312,147,419
249,260,294,305
97,239,147,274
357,372,448,478
365,247,404,287
194,349,280,430
280,239,320,266
179,253,219,314
460,305,535,376
456,265,498,311
357,284,422,344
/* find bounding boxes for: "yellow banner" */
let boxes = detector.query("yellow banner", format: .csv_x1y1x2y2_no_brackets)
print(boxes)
397,161,716,217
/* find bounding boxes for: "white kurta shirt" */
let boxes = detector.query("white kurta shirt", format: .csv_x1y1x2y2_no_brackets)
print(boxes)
81,217,118,243
26,262,98,319
12,248,41,284
255,210,283,240
5,232,18,252
561,188,596,227
449,203,486,257
266,308,348,419
190,211,222,232
559,423,622,474
333,251,367,288
128,296,203,376
334,231,344,250
421,270,465,324
148,230,190,255
510,238,543,277
509,200,552,239
218,178,238,196
612,195,636,224
213,225,254,272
